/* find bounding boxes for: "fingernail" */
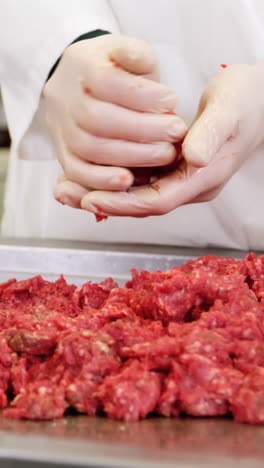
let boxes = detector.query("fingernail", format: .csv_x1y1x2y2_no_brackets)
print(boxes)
61,196,78,208
167,121,187,139
148,93,177,114
153,142,175,161
82,202,108,216
182,142,210,166
159,93,177,104
81,200,93,211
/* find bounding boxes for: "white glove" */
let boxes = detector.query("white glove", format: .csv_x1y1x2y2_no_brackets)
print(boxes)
73,63,264,217
44,34,187,200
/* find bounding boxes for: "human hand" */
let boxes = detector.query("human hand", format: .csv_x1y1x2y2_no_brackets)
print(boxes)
44,34,187,197
70,63,264,217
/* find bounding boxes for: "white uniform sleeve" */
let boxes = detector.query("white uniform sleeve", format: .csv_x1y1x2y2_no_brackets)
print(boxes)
0,0,120,155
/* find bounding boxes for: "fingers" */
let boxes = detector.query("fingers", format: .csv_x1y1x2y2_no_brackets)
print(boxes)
81,189,154,218
62,152,134,190
65,127,177,167
78,35,176,112
74,95,187,143
80,161,195,217
84,61,177,113
80,138,242,217
110,36,159,77
182,98,237,167
79,168,202,217
47,37,177,115
54,177,88,208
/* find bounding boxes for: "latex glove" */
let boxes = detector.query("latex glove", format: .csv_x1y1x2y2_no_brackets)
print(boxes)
71,63,264,217
44,34,187,198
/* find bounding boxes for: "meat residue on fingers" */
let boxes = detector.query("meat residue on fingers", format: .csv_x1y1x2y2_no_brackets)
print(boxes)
150,183,160,193
92,205,108,222
109,56,120,68
95,214,108,222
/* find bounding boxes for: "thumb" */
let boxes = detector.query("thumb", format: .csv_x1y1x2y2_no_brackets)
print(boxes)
111,37,159,78
182,101,237,167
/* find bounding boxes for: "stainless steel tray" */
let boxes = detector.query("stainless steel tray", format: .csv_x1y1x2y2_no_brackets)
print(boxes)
0,240,262,468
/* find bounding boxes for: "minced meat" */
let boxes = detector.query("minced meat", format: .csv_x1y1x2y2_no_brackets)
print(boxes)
1,253,264,424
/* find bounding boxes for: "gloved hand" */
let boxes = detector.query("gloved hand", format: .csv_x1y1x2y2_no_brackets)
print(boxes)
64,62,264,217
44,34,187,200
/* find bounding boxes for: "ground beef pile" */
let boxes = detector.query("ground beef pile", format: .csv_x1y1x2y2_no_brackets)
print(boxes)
1,253,264,424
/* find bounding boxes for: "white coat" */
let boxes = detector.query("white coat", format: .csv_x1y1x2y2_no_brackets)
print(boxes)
1,0,264,249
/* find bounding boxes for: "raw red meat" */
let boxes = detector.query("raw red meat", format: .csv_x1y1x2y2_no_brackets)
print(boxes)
97,360,161,421
1,253,264,424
